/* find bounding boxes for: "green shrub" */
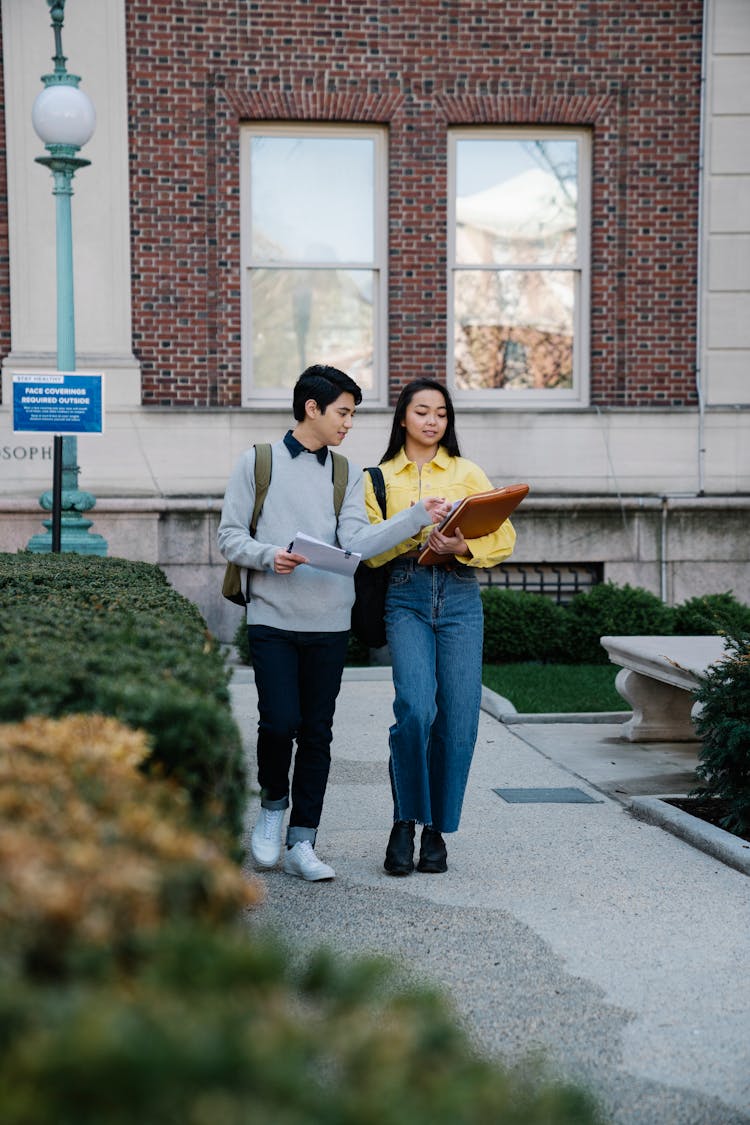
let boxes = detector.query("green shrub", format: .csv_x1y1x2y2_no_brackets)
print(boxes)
233,618,252,664
564,582,675,664
674,591,750,637
0,553,603,1122
0,554,247,844
691,630,750,836
0,552,207,630
0,926,603,1125
481,589,569,663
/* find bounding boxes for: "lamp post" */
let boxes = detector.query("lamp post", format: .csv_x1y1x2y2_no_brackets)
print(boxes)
27,0,106,555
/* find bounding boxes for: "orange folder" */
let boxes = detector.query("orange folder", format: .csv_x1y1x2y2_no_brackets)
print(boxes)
417,483,529,566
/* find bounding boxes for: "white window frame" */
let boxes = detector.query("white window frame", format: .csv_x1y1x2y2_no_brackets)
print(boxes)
448,126,592,408
240,122,388,405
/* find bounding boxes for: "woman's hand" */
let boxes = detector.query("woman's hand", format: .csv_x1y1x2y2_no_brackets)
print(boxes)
425,524,469,558
274,548,308,574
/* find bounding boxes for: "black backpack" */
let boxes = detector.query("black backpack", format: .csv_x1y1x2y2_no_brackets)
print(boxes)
350,467,389,649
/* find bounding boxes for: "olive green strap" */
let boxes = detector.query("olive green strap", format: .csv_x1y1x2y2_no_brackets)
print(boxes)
251,444,346,533
330,451,348,517
251,443,272,534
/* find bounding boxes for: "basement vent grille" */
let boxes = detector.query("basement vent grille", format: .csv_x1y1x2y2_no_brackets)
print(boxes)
480,562,603,604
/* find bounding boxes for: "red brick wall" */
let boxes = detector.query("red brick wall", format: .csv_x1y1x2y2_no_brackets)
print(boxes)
122,0,703,407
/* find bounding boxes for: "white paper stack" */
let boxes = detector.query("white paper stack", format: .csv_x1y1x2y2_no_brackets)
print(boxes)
288,532,361,577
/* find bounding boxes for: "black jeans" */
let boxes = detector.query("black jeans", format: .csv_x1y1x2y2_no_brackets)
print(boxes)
248,624,349,840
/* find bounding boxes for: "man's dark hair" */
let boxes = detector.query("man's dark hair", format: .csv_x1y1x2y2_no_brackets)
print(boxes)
292,364,363,421
380,377,461,463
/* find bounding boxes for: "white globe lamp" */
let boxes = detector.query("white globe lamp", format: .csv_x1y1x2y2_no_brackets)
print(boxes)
32,82,96,149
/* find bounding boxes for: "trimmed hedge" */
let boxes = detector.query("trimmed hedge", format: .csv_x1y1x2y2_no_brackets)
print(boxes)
481,583,674,665
673,591,750,637
0,710,603,1125
0,553,604,1123
0,553,247,844
482,587,568,663
0,926,603,1125
563,582,675,664
481,583,750,666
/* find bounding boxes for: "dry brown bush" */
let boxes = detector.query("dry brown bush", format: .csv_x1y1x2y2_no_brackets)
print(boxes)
0,713,262,972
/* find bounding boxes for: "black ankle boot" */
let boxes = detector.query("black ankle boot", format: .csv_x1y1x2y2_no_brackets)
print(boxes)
417,825,447,873
384,820,415,876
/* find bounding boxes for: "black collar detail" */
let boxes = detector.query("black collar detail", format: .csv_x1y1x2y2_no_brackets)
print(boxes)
284,430,328,466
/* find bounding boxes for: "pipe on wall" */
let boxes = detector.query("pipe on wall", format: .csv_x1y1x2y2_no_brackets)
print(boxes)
660,496,669,603
695,0,710,496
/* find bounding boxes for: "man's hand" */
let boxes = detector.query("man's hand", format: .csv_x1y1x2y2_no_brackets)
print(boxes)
425,524,469,557
274,549,308,574
423,496,453,523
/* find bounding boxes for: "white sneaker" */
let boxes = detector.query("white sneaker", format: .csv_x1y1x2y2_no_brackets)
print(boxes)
283,840,335,882
250,807,285,868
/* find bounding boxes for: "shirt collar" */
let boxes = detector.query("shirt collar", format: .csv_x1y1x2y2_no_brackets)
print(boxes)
391,444,452,473
284,429,328,466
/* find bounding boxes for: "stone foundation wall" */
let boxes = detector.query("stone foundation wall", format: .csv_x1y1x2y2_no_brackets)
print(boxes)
4,496,748,644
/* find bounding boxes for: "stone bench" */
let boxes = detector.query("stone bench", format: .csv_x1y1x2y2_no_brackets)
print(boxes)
599,635,729,743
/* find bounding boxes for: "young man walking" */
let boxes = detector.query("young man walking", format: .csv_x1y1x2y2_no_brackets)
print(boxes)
218,365,449,882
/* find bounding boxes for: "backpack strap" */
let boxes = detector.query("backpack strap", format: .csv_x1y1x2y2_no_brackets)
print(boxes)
251,443,272,535
330,451,349,518
252,444,347,532
365,466,387,520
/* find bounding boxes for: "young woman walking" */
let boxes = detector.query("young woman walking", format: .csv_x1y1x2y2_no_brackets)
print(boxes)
364,378,517,875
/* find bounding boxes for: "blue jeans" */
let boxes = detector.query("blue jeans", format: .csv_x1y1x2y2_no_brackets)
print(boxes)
385,558,484,833
247,624,349,845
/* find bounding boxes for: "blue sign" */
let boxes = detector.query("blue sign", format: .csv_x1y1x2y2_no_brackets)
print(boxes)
12,372,104,435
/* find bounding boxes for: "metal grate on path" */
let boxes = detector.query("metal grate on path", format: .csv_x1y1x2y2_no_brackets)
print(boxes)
493,787,603,804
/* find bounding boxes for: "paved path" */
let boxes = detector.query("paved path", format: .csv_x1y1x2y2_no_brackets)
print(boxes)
230,666,750,1125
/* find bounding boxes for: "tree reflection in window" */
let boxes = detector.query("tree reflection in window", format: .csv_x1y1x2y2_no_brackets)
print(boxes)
452,134,585,393
244,129,383,395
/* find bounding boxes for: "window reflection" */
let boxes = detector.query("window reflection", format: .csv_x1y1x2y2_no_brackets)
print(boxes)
244,128,382,398
251,136,374,263
453,137,580,392
454,270,574,390
456,138,577,267
251,269,374,390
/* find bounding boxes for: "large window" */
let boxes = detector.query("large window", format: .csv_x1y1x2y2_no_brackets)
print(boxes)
241,125,387,402
449,128,591,404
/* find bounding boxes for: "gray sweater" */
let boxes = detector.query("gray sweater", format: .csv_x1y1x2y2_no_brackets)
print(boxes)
217,439,432,631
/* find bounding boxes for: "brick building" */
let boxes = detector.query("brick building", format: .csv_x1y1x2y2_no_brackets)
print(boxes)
1,0,748,639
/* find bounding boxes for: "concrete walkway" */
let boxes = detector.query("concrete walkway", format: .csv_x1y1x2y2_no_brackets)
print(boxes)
230,664,750,1125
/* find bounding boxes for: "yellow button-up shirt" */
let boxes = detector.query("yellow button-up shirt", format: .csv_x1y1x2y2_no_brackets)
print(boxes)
364,445,517,569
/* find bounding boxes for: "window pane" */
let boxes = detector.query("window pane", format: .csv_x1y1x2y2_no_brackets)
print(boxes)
251,136,374,263
251,268,374,390
456,139,578,267
454,269,574,390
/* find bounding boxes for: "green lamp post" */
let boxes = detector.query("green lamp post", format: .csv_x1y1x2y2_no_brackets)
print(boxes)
27,0,106,555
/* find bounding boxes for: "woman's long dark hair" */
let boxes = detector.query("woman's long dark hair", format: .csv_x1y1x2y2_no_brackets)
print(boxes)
380,378,461,464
